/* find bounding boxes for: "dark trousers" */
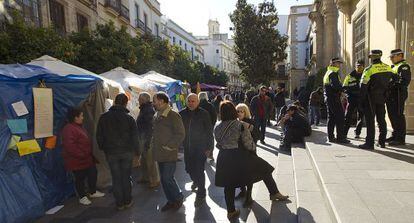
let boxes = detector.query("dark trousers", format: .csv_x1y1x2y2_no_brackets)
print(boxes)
187,154,207,198
309,105,321,125
159,161,183,203
224,173,279,212
364,102,387,146
386,93,407,142
282,127,305,148
344,102,364,136
106,153,133,207
326,97,345,140
73,166,97,198
255,117,267,141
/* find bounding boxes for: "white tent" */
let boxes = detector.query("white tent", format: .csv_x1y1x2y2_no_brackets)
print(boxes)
139,70,178,86
101,67,159,118
29,55,124,100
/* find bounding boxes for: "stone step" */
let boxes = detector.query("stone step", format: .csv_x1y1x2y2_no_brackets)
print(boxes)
291,145,334,223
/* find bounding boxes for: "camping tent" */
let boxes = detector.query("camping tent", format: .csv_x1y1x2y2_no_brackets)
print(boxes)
0,64,105,223
29,55,124,100
100,67,158,118
29,55,118,188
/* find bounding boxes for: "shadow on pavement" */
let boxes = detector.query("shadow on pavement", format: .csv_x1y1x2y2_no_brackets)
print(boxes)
373,149,414,165
48,206,117,223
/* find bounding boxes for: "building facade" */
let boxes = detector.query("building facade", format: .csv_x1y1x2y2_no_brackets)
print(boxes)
270,15,289,90
196,20,243,90
160,16,204,62
287,4,313,95
307,0,414,132
2,0,161,37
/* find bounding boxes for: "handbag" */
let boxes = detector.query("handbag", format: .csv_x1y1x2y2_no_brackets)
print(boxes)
216,120,237,150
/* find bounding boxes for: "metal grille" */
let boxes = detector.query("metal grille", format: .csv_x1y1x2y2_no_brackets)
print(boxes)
353,11,366,64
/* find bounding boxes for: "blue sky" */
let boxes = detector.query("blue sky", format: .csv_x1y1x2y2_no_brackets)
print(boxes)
157,0,314,36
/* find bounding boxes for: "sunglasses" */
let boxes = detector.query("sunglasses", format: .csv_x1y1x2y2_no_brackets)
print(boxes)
237,110,244,113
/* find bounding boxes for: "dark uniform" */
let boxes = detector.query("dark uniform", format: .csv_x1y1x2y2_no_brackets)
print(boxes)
343,69,364,137
359,50,393,149
323,62,346,142
386,50,411,144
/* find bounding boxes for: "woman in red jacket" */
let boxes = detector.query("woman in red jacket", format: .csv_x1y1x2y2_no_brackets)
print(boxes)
62,107,105,205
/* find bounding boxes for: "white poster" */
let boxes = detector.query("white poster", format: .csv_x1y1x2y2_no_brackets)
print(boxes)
33,88,53,138
11,101,29,116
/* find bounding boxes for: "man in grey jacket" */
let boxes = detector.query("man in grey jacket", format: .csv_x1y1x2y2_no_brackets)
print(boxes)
180,94,214,208
152,92,185,212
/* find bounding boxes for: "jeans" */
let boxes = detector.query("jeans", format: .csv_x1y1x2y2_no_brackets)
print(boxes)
309,106,321,125
275,107,282,121
106,152,133,207
255,117,267,141
73,166,97,198
158,161,183,203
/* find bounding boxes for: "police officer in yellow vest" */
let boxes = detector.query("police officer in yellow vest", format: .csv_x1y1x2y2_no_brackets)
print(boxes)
323,58,350,144
343,60,365,138
358,50,393,150
386,49,411,146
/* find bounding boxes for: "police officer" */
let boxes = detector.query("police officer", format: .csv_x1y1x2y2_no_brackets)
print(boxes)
343,60,365,138
386,49,411,146
323,58,350,144
358,50,393,150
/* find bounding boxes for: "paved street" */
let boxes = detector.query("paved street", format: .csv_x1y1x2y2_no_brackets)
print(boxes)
35,124,414,223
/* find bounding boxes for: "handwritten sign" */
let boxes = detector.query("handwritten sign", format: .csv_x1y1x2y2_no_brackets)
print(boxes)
33,88,54,138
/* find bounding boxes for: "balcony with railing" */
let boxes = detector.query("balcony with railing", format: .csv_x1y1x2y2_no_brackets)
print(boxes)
145,27,152,34
104,0,121,15
119,4,129,22
78,0,97,8
136,19,145,30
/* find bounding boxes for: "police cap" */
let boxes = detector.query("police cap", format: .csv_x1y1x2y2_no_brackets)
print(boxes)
390,49,404,57
368,50,382,58
330,57,343,64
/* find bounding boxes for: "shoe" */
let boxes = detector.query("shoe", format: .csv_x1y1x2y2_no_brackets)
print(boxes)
242,196,253,208
149,181,160,189
191,183,198,192
160,202,175,212
227,209,240,220
279,144,291,151
79,196,92,205
388,141,406,146
260,140,266,145
194,197,206,208
385,136,395,142
172,199,184,210
337,138,351,144
270,192,289,201
235,190,246,199
328,138,337,143
375,143,385,148
89,190,105,198
124,200,134,209
358,144,374,150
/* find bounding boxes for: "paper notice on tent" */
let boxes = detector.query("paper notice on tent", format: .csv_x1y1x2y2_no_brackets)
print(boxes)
33,88,54,138
16,139,41,156
11,100,29,116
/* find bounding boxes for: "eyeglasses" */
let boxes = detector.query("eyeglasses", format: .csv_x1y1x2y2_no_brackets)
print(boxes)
237,110,244,113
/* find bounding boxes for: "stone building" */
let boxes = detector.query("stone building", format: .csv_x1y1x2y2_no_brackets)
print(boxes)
270,14,289,91
308,0,414,132
287,4,313,96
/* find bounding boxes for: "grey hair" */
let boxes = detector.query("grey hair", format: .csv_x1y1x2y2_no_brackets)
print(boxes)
138,92,151,102
198,92,208,100
186,93,198,102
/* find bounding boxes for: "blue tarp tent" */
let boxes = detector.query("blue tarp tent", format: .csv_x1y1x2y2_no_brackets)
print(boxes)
0,64,102,223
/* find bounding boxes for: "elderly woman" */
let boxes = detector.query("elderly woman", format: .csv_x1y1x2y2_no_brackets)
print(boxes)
62,107,105,206
214,101,288,220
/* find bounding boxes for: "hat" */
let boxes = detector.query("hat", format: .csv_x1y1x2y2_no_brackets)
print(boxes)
356,60,365,66
368,50,382,58
330,57,343,64
390,49,404,57
287,105,298,112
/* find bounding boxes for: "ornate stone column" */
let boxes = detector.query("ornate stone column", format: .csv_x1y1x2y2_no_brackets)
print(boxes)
322,0,339,65
309,11,325,70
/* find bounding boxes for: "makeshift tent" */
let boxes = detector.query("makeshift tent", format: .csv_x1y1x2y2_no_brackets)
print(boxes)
196,83,227,91
0,64,104,223
100,67,158,118
29,56,117,189
29,55,124,100
139,71,186,110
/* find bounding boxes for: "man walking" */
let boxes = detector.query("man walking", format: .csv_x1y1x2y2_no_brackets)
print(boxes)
323,58,350,144
96,93,139,210
180,94,214,207
274,86,286,122
152,92,185,211
250,86,273,144
308,87,323,126
343,60,365,138
386,49,411,146
358,50,393,150
136,92,159,188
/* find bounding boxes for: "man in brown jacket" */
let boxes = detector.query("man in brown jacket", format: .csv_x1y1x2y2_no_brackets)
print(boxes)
308,87,323,126
152,92,185,212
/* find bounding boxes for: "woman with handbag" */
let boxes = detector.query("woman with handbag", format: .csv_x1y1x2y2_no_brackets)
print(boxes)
214,101,289,220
